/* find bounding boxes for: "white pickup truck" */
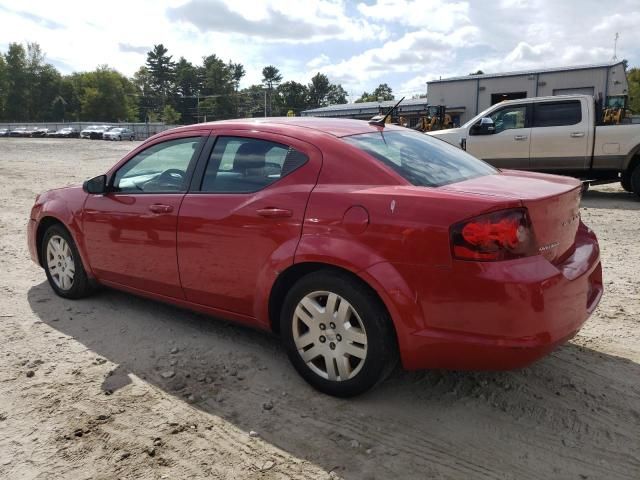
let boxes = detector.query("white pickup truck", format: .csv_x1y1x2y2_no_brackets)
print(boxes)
428,95,640,196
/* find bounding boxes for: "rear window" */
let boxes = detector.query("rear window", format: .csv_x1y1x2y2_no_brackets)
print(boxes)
533,101,581,127
343,130,496,187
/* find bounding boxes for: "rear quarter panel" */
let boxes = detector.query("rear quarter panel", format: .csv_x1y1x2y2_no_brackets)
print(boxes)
593,124,640,170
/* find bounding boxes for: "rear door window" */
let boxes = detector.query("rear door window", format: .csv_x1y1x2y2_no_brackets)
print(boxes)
201,137,308,193
533,101,581,127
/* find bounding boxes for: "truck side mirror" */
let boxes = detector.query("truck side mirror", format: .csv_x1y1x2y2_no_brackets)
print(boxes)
470,117,495,135
83,174,107,194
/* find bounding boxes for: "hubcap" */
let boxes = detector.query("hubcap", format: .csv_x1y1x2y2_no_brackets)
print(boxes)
46,235,75,290
292,291,368,381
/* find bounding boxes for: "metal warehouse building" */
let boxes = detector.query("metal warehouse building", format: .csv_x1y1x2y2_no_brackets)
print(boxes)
300,98,466,128
427,61,629,124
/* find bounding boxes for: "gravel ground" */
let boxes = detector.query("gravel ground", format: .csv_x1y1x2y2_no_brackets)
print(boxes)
0,138,639,480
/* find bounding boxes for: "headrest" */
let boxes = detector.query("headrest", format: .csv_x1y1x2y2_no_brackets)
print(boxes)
233,141,269,170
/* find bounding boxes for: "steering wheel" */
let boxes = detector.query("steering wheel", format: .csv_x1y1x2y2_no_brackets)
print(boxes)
143,168,185,191
156,168,185,182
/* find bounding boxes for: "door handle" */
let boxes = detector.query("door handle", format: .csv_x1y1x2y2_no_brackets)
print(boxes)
148,204,173,214
514,135,528,141
570,132,585,138
256,207,293,218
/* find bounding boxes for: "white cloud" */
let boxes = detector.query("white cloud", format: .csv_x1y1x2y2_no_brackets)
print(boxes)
0,0,638,100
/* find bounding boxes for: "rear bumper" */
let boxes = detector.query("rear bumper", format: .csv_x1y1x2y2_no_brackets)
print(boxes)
383,223,602,370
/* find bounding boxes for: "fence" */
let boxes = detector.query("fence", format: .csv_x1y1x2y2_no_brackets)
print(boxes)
0,122,179,140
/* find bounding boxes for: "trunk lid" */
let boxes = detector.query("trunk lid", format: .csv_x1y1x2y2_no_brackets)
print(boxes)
441,170,582,263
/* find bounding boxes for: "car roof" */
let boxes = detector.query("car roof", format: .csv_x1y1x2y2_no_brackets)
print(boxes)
165,117,405,139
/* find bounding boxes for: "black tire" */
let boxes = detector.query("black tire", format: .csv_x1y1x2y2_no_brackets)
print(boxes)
42,224,93,299
280,270,398,397
621,175,633,193
631,165,640,198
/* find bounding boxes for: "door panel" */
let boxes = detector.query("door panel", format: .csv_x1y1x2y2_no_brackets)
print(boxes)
177,132,322,318
466,103,531,169
83,194,185,297
529,99,589,170
82,135,205,298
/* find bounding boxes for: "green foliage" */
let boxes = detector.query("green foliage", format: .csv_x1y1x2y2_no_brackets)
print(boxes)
3,43,28,121
628,68,640,114
162,105,181,124
276,81,309,115
355,83,394,103
0,41,351,123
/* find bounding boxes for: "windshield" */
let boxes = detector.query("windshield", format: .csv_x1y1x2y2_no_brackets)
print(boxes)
343,129,496,187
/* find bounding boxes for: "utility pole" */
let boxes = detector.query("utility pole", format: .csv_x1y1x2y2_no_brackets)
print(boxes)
613,32,619,61
264,88,267,117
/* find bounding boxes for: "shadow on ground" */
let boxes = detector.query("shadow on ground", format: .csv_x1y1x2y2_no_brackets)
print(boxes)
28,282,640,480
581,188,640,210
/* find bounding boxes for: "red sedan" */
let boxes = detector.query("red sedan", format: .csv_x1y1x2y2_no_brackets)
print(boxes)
28,118,602,397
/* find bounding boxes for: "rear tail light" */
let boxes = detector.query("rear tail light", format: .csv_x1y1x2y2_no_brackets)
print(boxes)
450,208,537,261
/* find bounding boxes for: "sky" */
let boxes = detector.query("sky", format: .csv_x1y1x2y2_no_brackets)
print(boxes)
0,0,638,102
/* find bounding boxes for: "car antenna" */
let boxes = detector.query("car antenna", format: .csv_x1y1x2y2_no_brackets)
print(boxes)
369,97,405,126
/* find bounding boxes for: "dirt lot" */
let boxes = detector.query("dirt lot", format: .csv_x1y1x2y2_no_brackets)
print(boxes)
0,138,639,480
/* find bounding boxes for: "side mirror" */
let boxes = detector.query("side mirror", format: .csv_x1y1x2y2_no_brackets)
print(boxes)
83,174,107,194
470,117,495,135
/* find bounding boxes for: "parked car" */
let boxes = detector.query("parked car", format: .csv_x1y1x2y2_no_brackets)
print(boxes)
80,125,111,139
31,127,50,137
27,118,602,397
428,94,640,196
0,128,9,137
9,127,29,137
103,127,135,141
91,126,113,140
48,127,80,138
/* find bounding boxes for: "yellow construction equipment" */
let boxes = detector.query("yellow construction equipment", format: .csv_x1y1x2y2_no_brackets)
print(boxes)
413,106,454,132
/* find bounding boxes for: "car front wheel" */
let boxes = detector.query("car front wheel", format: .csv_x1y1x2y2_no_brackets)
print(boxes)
42,225,93,299
280,271,397,397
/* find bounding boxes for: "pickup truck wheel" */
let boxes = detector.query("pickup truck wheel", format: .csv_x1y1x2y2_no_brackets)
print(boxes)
631,165,640,198
621,175,633,192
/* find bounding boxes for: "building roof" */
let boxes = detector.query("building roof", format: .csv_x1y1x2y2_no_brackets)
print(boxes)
427,61,624,84
301,97,465,117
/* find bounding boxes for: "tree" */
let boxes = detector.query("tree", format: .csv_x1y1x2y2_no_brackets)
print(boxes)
262,65,282,116
276,81,309,115
238,84,268,118
327,84,348,105
628,67,640,114
145,44,175,113
355,83,394,103
74,66,138,122
469,70,484,75
0,55,7,120
174,58,201,123
162,104,181,124
3,43,28,121
308,72,331,108
200,54,235,120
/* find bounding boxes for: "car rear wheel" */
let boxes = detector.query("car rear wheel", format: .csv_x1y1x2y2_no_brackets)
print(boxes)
42,225,93,299
280,271,397,397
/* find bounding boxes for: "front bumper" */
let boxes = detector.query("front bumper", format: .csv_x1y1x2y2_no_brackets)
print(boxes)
27,219,39,265
381,224,602,371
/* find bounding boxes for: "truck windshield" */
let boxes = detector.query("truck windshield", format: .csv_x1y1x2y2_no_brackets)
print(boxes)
343,130,497,187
